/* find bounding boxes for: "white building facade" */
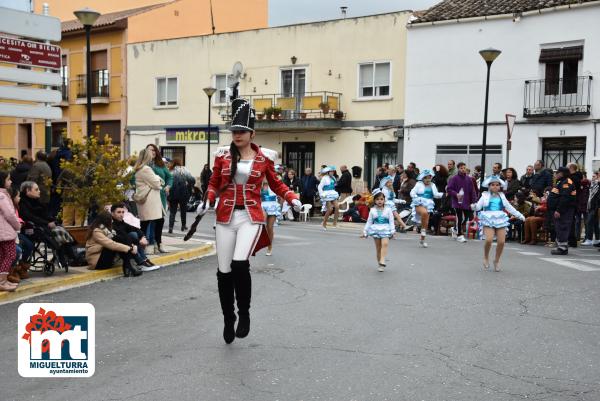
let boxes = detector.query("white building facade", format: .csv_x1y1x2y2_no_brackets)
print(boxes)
404,1,600,176
126,12,411,186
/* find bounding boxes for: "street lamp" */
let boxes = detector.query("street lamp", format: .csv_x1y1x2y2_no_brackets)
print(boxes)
203,87,217,168
74,7,101,138
478,47,501,185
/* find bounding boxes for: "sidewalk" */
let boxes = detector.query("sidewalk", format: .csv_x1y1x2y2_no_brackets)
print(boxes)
0,236,214,305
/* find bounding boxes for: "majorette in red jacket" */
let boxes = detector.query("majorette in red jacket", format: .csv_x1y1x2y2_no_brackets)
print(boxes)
207,143,298,225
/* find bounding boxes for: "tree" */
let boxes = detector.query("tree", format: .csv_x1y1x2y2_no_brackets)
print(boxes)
58,135,132,226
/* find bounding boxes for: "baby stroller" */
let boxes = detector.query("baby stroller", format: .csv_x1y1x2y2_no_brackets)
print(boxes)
187,188,203,212
22,222,70,276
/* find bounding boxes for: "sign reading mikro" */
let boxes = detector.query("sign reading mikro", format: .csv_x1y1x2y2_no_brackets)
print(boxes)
0,36,61,70
166,126,219,143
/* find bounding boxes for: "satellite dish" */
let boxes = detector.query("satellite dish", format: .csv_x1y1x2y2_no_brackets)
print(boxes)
231,61,244,80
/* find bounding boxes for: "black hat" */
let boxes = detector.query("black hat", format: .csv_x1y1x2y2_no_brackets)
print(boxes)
230,98,255,132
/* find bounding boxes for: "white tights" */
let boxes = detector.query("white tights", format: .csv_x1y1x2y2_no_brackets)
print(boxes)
215,210,262,273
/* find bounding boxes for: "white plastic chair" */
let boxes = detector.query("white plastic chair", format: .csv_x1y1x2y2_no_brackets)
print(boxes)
336,196,354,219
299,204,312,222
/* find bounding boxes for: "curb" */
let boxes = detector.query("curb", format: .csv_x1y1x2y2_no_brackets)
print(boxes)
0,243,215,305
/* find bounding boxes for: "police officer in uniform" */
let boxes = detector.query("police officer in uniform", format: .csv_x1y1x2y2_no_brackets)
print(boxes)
548,167,577,255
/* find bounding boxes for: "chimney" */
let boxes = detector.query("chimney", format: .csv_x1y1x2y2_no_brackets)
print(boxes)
340,6,348,19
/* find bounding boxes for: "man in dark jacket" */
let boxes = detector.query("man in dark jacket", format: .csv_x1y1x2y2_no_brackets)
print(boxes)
530,160,554,195
548,167,577,255
110,203,158,271
567,163,585,247
10,155,33,192
19,180,69,266
335,165,353,201
300,167,319,216
520,165,535,189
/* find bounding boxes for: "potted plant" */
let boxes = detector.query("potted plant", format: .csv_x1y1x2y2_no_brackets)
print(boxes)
299,112,307,119
334,110,344,120
319,102,330,115
256,112,264,120
59,135,132,241
264,107,274,120
272,107,282,119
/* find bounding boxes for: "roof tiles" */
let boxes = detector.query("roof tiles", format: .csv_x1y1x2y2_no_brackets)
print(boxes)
413,0,598,23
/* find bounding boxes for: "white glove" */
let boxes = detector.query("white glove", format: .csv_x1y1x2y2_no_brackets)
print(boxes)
291,199,302,212
196,202,210,216
394,199,406,205
470,203,477,211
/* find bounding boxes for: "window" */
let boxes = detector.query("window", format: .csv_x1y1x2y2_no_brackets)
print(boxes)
156,77,178,106
60,55,68,100
540,45,582,95
436,145,502,173
161,146,186,165
359,62,390,98
51,122,67,147
215,74,229,104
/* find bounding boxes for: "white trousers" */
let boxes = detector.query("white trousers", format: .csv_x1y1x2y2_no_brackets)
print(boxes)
215,210,262,273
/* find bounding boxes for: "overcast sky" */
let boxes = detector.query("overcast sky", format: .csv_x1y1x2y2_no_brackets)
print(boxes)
269,0,440,26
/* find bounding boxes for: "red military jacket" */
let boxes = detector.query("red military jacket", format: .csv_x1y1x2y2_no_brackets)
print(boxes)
207,143,298,225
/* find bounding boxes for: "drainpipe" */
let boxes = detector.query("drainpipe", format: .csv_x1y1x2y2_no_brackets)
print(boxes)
43,3,52,153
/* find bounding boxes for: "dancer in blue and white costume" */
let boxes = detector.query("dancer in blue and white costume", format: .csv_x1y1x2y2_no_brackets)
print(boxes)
473,176,525,272
318,166,339,230
260,180,281,256
380,176,410,233
361,189,395,272
410,169,443,248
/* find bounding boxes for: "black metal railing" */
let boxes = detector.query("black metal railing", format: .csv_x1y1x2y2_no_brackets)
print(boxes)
222,91,344,121
524,75,592,117
77,69,109,98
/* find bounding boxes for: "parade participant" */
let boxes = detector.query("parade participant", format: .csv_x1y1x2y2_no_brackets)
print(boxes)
410,169,443,248
361,189,395,272
202,98,301,344
318,166,340,230
547,167,577,255
380,176,410,232
260,180,281,256
473,176,525,271
447,162,478,243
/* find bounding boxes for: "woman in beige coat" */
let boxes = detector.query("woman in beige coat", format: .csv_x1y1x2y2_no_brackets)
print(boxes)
133,149,166,252
85,211,142,277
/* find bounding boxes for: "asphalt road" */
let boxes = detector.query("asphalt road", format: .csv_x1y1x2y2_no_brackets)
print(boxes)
2,216,600,401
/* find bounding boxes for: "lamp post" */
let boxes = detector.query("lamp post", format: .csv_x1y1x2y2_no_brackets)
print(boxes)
478,48,501,185
203,87,217,168
74,7,101,138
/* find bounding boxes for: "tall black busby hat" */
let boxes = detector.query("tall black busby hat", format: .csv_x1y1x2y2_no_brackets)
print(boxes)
230,98,255,132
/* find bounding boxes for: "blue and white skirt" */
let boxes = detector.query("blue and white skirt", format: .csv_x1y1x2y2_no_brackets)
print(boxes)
262,201,281,217
366,224,395,239
411,197,435,213
478,210,509,229
321,190,340,202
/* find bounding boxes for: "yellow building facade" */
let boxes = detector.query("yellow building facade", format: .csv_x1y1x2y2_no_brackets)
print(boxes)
127,12,410,185
0,1,268,159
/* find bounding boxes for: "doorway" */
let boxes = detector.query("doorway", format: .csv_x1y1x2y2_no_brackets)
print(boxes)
542,137,586,170
18,123,32,158
281,68,306,117
283,142,314,178
365,142,397,188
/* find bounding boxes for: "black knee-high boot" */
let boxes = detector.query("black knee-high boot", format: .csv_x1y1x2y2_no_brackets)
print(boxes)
231,260,251,338
216,270,236,344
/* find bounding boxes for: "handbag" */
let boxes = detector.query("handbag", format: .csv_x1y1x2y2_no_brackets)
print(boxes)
133,186,152,204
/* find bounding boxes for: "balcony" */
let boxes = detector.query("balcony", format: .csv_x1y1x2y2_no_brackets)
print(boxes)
76,70,109,104
524,75,592,118
225,91,345,131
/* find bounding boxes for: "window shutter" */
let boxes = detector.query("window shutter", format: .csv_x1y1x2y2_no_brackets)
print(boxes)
539,46,583,62
374,63,390,87
167,78,177,104
359,64,373,89
91,50,107,71
157,78,166,105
